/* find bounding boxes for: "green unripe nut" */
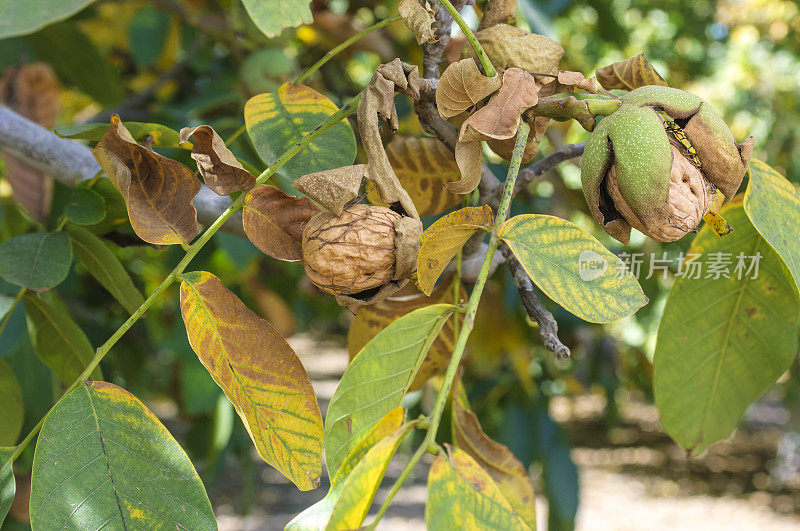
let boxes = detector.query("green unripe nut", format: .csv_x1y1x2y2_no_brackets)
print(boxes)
581,86,754,244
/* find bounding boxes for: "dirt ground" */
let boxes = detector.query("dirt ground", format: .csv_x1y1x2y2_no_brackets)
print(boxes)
212,336,800,530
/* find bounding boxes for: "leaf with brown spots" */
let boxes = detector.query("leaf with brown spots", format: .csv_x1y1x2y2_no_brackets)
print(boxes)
180,271,323,490
347,277,466,391
436,58,502,119
0,63,60,221
92,115,201,246
242,184,321,262
453,381,536,529
399,0,437,44
417,206,494,295
366,137,465,217
595,53,667,91
179,125,255,196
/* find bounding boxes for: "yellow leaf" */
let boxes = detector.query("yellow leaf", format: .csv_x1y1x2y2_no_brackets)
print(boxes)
426,447,531,530
595,53,667,91
179,271,323,490
417,206,494,295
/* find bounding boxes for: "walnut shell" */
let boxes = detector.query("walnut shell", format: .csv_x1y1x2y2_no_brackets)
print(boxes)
302,204,402,296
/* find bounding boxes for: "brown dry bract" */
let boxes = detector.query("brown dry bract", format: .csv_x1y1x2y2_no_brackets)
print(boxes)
436,58,502,119
179,125,255,195
93,115,201,246
293,164,367,216
596,53,667,91
399,0,437,45
0,64,60,221
357,58,421,219
449,68,540,193
242,184,321,262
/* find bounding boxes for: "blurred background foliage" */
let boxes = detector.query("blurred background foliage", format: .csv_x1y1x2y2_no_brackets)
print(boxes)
1,0,799,529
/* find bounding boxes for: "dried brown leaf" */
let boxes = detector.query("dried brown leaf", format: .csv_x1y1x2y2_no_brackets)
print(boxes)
242,184,320,262
0,64,60,221
452,380,537,529
357,59,421,219
179,125,255,196
93,115,201,246
556,70,601,94
450,140,483,195
292,164,367,216
464,25,564,76
399,0,437,45
486,114,549,162
436,58,502,119
478,0,518,31
366,136,464,217
347,276,466,391
595,53,667,91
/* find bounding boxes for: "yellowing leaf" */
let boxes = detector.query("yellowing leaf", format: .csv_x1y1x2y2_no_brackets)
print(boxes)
595,53,667,91
242,184,321,262
325,304,457,475
241,0,313,38
327,420,416,530
702,210,734,238
180,271,323,490
29,381,216,529
436,59,502,119
347,278,466,391
399,0,436,44
93,115,201,246
286,408,405,531
453,387,536,529
366,136,464,217
417,206,494,295
426,447,530,530
245,83,356,181
498,214,647,323
180,125,256,196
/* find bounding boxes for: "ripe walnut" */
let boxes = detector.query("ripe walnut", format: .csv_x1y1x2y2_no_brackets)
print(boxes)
302,204,403,296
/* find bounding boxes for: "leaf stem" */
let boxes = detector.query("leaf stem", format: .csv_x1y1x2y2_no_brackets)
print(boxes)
3,93,362,467
367,121,531,528
437,0,496,77
295,14,402,83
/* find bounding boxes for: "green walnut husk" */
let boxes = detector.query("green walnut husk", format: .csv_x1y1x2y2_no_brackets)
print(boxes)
581,85,754,244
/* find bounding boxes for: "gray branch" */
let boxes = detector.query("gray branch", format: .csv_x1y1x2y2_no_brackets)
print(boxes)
0,105,244,237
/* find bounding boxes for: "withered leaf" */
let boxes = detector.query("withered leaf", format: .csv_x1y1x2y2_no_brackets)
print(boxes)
93,116,201,246
347,276,466,391
0,63,60,221
478,0,518,31
464,25,564,77
452,380,537,529
179,125,255,196
366,136,464,217
436,58,502,119
417,205,494,295
242,184,321,262
399,0,437,45
357,59,421,219
450,139,483,195
486,115,549,163
292,164,367,216
180,271,323,491
555,70,601,94
596,53,667,91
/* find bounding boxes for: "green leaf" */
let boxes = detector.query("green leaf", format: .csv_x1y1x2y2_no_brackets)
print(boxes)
744,159,800,293
0,0,95,38
0,447,15,527
128,6,171,67
0,232,73,291
426,447,531,530
54,122,181,148
498,214,648,323
64,188,106,226
654,198,800,454
324,304,457,476
241,0,313,38
29,381,216,529
67,225,144,314
26,22,124,106
0,293,15,321
23,292,101,383
0,358,23,446
245,83,356,181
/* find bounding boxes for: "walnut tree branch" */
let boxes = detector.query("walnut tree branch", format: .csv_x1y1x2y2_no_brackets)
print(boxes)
0,105,245,237
502,245,571,360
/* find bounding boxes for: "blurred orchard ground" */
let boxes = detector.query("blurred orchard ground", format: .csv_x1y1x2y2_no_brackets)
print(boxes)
2,0,800,529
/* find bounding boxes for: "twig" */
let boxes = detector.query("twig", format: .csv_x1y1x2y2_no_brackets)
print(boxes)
503,246,570,360
422,0,468,79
